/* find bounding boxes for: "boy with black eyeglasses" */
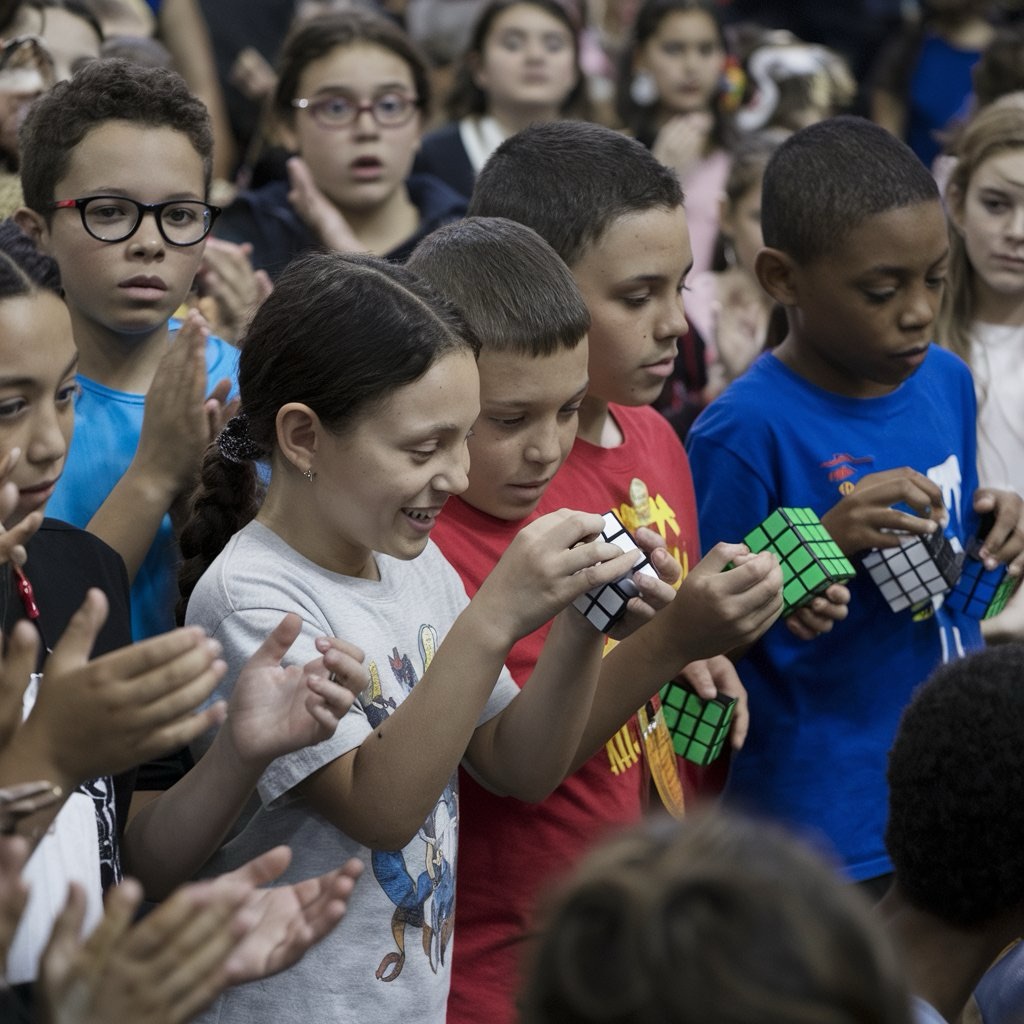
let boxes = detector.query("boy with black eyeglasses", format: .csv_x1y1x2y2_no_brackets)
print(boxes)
14,58,238,643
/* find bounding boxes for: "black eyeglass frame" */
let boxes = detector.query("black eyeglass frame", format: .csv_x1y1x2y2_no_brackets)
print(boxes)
49,195,222,247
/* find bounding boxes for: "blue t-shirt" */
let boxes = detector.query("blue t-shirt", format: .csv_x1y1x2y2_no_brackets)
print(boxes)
686,348,982,880
48,321,239,641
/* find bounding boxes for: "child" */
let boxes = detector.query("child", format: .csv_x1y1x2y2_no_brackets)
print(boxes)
686,116,1024,889
615,0,732,276
880,644,1024,1024
177,249,658,1024
414,0,587,200
423,122,788,1024
14,58,238,642
215,8,467,277
938,99,1024,642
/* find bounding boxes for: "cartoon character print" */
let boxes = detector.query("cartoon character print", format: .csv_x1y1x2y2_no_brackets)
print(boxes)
368,624,458,983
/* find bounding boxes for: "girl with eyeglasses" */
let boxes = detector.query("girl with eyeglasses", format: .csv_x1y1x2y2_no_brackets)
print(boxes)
215,9,467,279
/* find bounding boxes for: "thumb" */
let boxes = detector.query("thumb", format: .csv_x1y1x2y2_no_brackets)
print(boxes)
45,589,108,675
693,541,750,575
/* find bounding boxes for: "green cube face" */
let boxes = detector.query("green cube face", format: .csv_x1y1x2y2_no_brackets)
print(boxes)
659,680,737,765
741,507,856,615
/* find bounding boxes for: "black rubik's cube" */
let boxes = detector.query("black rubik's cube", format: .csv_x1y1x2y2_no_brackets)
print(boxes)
863,528,964,613
573,511,658,633
945,558,1020,619
659,679,736,765
741,508,856,615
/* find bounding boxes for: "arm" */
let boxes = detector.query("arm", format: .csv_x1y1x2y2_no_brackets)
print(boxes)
84,313,237,583
122,615,368,898
297,509,640,850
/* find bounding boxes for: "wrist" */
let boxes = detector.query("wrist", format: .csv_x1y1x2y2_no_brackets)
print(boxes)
124,453,186,505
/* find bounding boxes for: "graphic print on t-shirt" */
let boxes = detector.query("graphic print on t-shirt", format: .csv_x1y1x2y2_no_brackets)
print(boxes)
363,624,458,984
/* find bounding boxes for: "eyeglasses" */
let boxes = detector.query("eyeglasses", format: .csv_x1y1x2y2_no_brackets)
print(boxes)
50,196,222,246
291,90,419,130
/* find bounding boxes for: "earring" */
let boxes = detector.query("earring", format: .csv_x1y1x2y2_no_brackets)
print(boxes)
630,70,658,107
723,240,737,268
304,467,315,483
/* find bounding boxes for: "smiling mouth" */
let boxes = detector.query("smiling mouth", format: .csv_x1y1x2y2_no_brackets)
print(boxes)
403,507,439,522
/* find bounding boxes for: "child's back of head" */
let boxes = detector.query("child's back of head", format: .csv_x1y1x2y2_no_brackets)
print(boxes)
407,216,589,358
468,120,682,267
761,115,939,267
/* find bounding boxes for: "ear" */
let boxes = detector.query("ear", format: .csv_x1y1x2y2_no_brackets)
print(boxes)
13,206,49,252
755,247,799,306
275,402,320,477
945,183,965,235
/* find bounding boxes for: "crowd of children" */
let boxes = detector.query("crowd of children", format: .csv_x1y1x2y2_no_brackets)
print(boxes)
0,1,1023,1023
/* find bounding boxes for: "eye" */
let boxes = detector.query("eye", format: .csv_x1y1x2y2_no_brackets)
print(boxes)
375,92,410,116
491,416,525,428
56,381,81,406
317,94,354,119
558,402,582,419
543,33,570,53
697,42,718,58
0,398,26,419
623,293,651,308
863,289,895,304
981,197,1009,214
925,275,946,291
498,30,525,50
90,201,131,221
163,204,200,226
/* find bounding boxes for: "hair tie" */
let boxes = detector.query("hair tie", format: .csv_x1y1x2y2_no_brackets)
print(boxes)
217,413,265,463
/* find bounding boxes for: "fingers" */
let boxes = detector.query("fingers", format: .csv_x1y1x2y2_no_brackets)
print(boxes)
224,846,293,888
635,526,682,586
245,613,303,673
975,489,1024,574
44,589,109,673
678,660,716,700
0,507,42,568
692,541,753,575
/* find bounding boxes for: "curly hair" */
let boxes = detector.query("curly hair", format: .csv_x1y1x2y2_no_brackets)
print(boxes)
19,58,213,216
886,643,1024,927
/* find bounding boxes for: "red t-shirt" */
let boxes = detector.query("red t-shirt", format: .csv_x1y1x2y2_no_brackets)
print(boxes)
433,404,704,1024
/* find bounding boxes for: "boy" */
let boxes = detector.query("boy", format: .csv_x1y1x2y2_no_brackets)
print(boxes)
15,59,237,641
686,117,1024,888
881,644,1024,1024
411,126,785,1024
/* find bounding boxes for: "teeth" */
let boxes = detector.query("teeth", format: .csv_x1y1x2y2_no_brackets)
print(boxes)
406,509,434,522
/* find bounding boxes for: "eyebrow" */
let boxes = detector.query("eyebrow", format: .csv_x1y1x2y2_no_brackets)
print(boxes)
73,188,205,201
0,352,79,389
982,179,1024,192
310,81,412,95
861,250,950,276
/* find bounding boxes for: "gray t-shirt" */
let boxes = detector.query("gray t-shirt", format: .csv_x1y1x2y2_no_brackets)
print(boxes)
187,520,519,1024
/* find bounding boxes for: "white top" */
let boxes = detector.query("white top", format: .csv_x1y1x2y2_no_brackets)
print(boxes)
971,321,1024,494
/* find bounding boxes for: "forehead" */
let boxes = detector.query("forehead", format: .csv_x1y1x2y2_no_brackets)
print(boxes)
477,344,588,401
0,291,75,371
57,120,206,197
572,204,691,286
822,200,948,274
298,43,415,94
969,148,1024,190
650,10,720,43
368,349,480,431
487,3,572,37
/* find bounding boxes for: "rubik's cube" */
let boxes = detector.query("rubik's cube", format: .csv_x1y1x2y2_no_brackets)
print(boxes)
741,508,856,615
945,558,1020,619
863,529,964,613
659,679,736,765
573,511,658,632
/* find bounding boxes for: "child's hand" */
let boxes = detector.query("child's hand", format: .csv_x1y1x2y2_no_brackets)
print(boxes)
0,448,44,561
669,542,783,661
785,583,851,641
286,156,364,253
676,655,750,750
651,111,714,175
973,488,1024,575
19,589,229,789
606,526,681,640
223,614,368,768
820,468,945,556
196,237,273,344
0,618,37,750
476,509,645,643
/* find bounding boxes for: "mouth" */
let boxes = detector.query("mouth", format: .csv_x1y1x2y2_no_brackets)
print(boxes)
993,253,1024,267
119,275,168,299
402,505,444,533
19,477,58,507
509,479,551,495
641,352,678,378
891,343,929,368
350,156,385,180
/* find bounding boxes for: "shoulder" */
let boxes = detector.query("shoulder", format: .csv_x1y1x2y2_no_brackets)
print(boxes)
689,354,786,439
405,173,468,224
419,121,465,154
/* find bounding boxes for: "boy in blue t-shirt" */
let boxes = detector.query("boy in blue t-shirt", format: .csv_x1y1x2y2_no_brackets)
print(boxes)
14,59,237,640
687,116,1024,886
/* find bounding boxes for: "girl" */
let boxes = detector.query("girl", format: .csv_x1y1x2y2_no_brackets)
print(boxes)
684,130,787,403
939,98,1024,642
178,250,659,1024
615,0,732,276
215,8,467,278
414,0,586,200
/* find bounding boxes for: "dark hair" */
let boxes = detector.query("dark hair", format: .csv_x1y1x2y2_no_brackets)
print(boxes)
444,0,587,121
407,217,589,357
886,644,1024,927
273,9,432,126
973,26,1024,109
19,59,213,215
177,251,478,619
0,218,61,294
521,810,913,1024
469,119,683,267
760,115,939,266
614,0,728,147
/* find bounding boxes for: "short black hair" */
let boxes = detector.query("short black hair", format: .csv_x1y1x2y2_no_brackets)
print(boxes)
468,120,683,268
408,217,589,357
886,643,1024,927
760,115,938,266
0,218,61,294
19,58,213,216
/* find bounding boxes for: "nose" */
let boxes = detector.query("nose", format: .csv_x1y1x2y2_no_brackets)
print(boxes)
127,211,166,258
655,289,689,342
524,420,563,467
27,402,69,471
434,443,470,496
900,281,938,331
353,106,380,139
1007,204,1024,240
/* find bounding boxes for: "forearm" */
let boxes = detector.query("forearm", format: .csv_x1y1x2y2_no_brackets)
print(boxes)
121,731,264,898
85,458,178,583
299,604,513,850
467,609,605,801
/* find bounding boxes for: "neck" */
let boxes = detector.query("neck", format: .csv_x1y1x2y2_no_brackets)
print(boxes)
935,14,995,50
342,185,419,257
70,311,171,393
972,276,1024,327
486,102,561,136
576,394,623,447
878,885,1019,1023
